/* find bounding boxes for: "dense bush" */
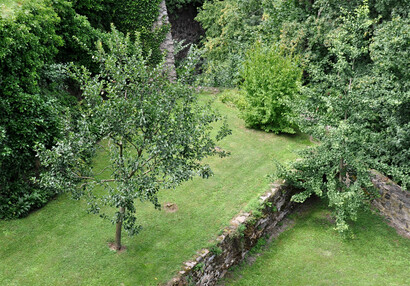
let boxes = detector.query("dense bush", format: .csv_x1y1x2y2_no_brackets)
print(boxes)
274,2,409,232
0,0,64,218
241,44,301,133
73,0,167,65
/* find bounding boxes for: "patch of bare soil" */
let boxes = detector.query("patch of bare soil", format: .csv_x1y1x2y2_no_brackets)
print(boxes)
108,242,127,253
164,202,178,213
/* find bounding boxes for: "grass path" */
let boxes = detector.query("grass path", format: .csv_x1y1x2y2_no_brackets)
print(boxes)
0,92,311,285
220,199,410,286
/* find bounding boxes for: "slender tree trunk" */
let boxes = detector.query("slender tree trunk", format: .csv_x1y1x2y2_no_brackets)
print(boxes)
114,206,125,250
114,141,125,251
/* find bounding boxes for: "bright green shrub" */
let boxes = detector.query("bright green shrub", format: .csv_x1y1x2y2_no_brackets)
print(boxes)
240,44,302,134
0,0,63,94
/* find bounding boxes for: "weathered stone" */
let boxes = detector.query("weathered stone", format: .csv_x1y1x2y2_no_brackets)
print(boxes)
167,184,296,286
153,0,176,81
167,171,409,286
371,170,410,237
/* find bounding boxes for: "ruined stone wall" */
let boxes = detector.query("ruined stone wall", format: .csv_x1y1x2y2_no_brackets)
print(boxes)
371,170,410,236
154,0,177,81
167,182,296,286
166,171,409,285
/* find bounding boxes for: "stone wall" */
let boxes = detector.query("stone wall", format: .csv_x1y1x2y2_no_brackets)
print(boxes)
371,170,410,236
153,0,177,81
167,182,296,286
166,172,409,285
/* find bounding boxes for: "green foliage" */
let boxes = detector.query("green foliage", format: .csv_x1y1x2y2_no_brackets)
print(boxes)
38,27,231,244
73,0,167,65
73,0,160,32
240,44,302,134
209,245,223,256
175,43,204,85
196,0,263,86
248,236,267,255
0,0,63,94
275,1,410,233
0,0,65,219
53,0,105,72
193,262,205,272
366,15,410,188
166,0,204,13
237,224,246,237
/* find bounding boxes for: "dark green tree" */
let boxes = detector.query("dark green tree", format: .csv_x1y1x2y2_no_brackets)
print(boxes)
276,2,409,232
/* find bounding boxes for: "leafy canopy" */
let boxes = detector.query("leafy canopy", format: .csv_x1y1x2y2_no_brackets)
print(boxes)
38,27,231,244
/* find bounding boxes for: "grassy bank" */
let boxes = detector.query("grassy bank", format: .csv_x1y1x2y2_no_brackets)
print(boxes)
220,199,410,286
0,91,311,285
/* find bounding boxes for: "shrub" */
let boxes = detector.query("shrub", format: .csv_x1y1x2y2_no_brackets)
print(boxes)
0,0,64,219
240,44,302,134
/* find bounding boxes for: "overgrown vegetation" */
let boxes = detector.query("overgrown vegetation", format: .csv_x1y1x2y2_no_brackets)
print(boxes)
0,0,167,219
197,0,409,232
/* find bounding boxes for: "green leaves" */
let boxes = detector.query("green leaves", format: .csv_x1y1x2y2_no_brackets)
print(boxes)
39,26,230,238
240,44,302,134
275,0,409,233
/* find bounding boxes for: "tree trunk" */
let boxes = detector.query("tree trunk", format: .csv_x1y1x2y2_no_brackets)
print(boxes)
153,0,177,81
114,206,125,250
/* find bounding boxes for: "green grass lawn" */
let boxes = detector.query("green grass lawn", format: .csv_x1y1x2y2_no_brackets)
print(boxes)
0,0,28,18
0,92,311,285
220,199,410,286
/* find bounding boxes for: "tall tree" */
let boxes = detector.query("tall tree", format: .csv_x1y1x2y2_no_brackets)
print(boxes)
38,27,230,250
276,2,380,233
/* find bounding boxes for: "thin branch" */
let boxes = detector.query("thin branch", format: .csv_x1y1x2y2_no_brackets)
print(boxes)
127,153,159,179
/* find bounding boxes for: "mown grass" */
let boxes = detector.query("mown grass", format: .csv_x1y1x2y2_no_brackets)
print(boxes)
0,0,29,18
0,91,311,285
220,199,410,286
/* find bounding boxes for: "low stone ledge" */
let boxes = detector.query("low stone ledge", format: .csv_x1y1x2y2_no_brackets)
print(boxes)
166,171,410,285
166,183,296,286
371,170,410,237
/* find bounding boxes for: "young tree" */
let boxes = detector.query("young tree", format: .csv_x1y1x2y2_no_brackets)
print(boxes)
38,27,230,250
276,2,380,233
